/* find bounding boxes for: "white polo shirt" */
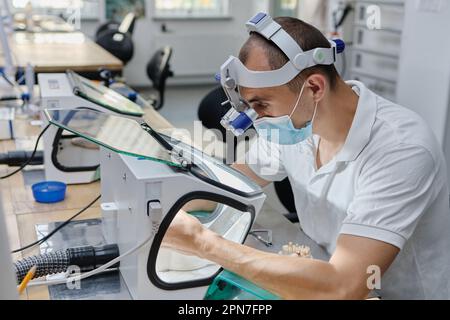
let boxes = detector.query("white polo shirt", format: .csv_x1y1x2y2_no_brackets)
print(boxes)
247,81,450,299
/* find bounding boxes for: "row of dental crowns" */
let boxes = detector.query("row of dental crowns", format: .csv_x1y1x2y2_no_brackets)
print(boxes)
278,242,312,259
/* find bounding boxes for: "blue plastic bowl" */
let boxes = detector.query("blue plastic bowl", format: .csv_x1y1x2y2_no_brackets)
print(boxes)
32,181,67,204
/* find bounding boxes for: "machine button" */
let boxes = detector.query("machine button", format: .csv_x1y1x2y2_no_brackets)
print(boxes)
147,200,162,221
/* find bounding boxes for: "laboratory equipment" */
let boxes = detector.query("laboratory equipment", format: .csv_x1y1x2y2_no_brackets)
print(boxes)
248,229,272,247
0,107,14,140
219,12,345,136
43,108,267,299
0,150,43,166
38,70,144,184
0,7,34,102
1,0,13,32
98,68,152,110
0,7,15,87
9,0,75,33
331,1,354,42
205,270,280,300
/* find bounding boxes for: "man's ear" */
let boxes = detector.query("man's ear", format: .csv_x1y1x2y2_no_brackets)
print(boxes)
306,74,327,101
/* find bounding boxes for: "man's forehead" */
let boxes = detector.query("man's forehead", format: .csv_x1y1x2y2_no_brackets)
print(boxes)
239,86,274,101
239,81,293,101
241,45,272,72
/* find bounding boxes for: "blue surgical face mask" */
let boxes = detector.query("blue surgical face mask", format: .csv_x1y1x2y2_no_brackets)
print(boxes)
253,83,318,145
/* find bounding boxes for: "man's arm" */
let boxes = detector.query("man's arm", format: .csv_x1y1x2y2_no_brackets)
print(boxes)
231,163,271,188
164,212,399,300
203,233,398,299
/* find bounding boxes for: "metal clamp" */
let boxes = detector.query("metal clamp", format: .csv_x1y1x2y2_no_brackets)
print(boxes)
249,229,273,247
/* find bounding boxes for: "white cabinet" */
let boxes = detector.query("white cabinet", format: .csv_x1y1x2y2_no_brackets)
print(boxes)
351,50,399,82
354,1,405,31
396,0,450,187
350,0,404,101
353,27,402,56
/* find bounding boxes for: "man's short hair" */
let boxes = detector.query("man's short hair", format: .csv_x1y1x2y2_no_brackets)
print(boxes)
239,17,340,91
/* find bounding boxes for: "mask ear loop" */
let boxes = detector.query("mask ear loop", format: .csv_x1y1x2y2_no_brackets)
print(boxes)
309,101,319,134
311,101,319,124
289,81,307,118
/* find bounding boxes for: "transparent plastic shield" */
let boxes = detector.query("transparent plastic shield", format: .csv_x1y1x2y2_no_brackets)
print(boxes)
43,108,182,168
44,108,262,194
67,71,144,117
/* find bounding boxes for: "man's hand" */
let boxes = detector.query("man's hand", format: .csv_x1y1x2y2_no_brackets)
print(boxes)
162,210,211,257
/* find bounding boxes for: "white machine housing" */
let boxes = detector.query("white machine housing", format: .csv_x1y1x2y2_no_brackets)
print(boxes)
99,148,266,300
38,73,141,184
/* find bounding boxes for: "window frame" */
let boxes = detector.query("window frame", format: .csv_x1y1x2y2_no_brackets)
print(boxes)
151,0,232,21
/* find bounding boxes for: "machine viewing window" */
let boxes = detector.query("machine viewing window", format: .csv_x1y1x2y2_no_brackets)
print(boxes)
44,108,182,168
148,196,254,290
153,0,230,19
67,71,144,117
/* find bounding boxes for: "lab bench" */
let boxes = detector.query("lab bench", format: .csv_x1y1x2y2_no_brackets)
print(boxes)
0,31,123,78
25,207,329,300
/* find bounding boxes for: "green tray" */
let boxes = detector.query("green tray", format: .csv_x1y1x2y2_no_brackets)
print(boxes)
204,270,280,300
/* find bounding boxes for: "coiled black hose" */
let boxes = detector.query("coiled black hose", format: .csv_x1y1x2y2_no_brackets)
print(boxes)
14,244,120,284
14,250,69,283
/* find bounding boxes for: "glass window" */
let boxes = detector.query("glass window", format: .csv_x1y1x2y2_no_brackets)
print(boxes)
11,0,100,20
154,0,230,19
105,0,146,21
272,0,299,17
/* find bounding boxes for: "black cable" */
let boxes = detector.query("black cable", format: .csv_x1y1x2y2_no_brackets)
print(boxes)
189,164,261,198
0,96,21,102
0,124,50,180
11,194,101,254
140,122,174,152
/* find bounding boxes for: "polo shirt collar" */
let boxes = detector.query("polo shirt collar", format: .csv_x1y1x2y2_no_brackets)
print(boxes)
335,80,378,163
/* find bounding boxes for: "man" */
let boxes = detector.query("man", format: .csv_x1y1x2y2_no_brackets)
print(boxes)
164,15,450,299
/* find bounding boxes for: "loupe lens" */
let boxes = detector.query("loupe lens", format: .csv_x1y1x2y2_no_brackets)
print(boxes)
223,109,257,136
